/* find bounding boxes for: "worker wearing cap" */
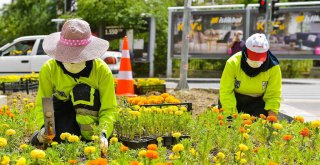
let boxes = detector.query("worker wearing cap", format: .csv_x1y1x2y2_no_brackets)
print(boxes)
219,33,281,117
30,19,117,149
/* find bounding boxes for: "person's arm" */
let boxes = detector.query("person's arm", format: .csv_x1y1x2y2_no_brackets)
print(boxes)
97,63,118,137
219,59,237,117
35,62,54,130
263,65,282,115
227,38,235,48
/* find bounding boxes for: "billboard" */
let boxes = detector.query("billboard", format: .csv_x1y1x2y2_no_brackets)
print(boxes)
171,10,246,58
250,7,320,58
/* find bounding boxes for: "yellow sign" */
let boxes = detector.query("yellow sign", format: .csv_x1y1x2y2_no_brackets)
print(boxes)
296,15,304,23
256,22,264,30
177,22,202,32
211,17,219,24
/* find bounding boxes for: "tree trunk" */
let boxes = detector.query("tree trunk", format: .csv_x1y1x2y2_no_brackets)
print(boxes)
176,0,191,91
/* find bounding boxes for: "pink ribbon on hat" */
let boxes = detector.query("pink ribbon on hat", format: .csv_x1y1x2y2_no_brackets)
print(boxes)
59,35,91,47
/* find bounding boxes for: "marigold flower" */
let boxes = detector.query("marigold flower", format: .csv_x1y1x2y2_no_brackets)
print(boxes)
146,150,159,159
262,120,267,125
267,116,277,122
189,148,198,156
175,111,183,116
130,161,142,165
268,161,279,165
282,135,293,141
68,159,77,164
300,128,310,137
60,132,71,140
250,116,256,121
1,156,10,165
110,137,118,144
259,114,266,119
172,144,184,153
243,133,250,139
67,135,80,143
242,120,252,126
120,144,129,152
51,142,58,146
30,149,46,159
235,151,245,160
212,107,220,113
217,152,225,159
219,120,224,126
239,127,246,133
138,150,147,157
311,120,320,129
0,137,7,147
213,156,219,163
232,113,238,118
87,158,107,165
84,146,96,155
16,157,26,165
240,114,251,120
239,144,248,151
272,131,278,136
147,144,158,151
180,106,187,112
240,158,247,164
169,153,180,160
19,144,28,150
253,147,259,153
161,93,170,99
273,123,283,130
217,114,224,120
294,116,304,123
5,129,16,136
91,135,99,141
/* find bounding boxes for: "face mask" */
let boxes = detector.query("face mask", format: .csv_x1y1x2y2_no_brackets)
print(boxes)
62,61,86,74
246,58,263,68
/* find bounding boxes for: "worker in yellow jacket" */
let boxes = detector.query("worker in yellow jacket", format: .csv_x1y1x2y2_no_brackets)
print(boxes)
219,33,281,117
30,19,118,149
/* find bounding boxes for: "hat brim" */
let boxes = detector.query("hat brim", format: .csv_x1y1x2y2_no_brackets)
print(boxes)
247,48,267,62
43,32,109,63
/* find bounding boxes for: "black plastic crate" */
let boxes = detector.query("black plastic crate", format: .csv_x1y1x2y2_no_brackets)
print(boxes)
0,79,38,94
134,84,166,95
141,102,193,112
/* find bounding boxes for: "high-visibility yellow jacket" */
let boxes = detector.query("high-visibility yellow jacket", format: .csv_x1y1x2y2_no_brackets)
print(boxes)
219,52,282,116
35,58,118,139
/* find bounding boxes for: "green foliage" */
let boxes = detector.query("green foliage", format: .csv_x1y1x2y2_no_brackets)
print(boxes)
279,60,313,78
0,0,57,46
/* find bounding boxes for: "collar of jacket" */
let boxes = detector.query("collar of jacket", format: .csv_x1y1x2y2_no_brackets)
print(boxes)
240,47,279,77
56,60,93,78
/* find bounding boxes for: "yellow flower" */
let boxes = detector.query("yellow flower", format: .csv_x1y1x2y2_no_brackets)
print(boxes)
51,142,58,146
91,135,99,141
30,149,46,159
0,137,7,147
273,123,283,130
28,103,35,109
217,152,225,159
180,106,187,112
19,144,28,150
262,120,267,125
243,133,250,139
213,156,219,163
5,129,16,136
67,135,80,143
110,137,118,144
23,98,29,104
172,144,184,153
240,158,247,164
138,150,147,157
16,157,26,165
175,111,183,116
235,151,245,160
239,144,248,151
13,99,17,104
311,120,320,129
60,132,71,140
169,153,180,160
172,132,182,138
246,129,251,133
240,114,251,120
189,148,198,156
272,131,278,136
1,156,10,165
84,146,96,155
2,124,9,128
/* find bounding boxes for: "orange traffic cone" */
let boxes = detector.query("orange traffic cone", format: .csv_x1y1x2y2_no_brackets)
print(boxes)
116,36,135,96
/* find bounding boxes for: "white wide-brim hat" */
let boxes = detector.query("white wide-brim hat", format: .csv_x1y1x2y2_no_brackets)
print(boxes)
43,19,109,63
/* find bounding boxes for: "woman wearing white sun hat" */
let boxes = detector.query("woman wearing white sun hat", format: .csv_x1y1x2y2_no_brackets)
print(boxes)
30,19,117,150
219,33,282,117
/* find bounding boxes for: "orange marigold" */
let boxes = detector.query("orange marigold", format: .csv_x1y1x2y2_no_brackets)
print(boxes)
252,147,259,153
259,114,266,119
282,135,293,141
294,116,304,123
219,120,224,126
68,160,77,164
130,161,141,165
250,116,256,121
147,144,158,151
268,161,278,165
217,115,224,120
146,150,159,159
212,107,219,113
87,158,107,165
239,127,246,133
300,128,310,137
232,113,238,119
242,120,252,126
266,116,277,122
120,144,129,152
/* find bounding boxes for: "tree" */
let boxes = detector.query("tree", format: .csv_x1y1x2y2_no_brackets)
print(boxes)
0,0,57,46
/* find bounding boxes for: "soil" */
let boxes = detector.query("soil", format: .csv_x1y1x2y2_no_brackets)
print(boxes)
4,88,220,116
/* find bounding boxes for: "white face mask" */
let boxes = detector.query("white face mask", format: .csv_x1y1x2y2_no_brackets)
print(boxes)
62,61,86,74
246,58,263,68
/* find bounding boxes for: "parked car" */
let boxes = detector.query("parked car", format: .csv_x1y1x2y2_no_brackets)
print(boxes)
0,35,121,74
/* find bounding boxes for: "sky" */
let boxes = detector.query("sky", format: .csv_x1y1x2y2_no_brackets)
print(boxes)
0,0,11,9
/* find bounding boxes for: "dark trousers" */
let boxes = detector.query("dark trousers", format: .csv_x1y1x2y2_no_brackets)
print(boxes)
219,93,268,117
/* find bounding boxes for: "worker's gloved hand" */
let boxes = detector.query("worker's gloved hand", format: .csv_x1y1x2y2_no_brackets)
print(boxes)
100,132,108,149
